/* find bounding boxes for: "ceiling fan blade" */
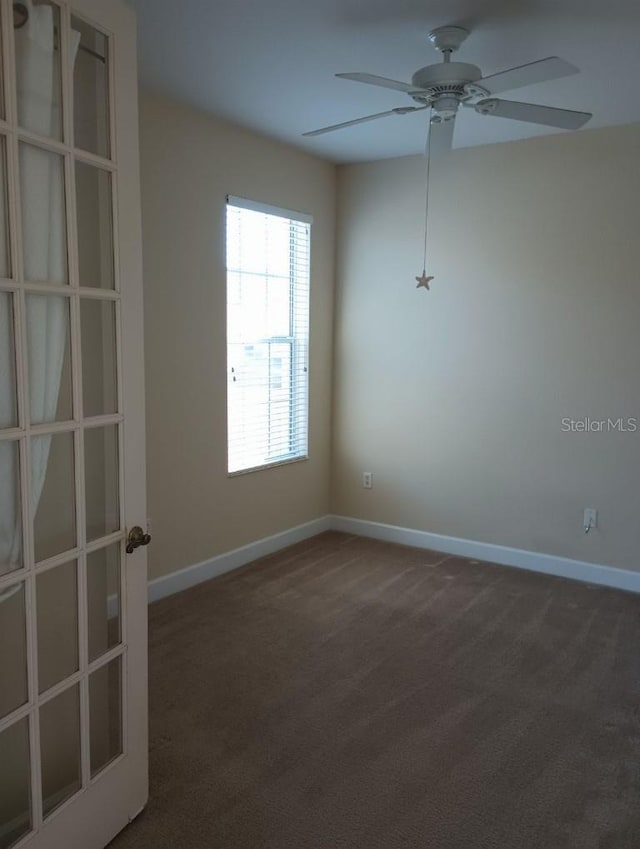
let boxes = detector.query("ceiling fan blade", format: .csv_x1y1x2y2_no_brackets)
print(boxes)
336,72,415,93
479,57,579,96
429,118,455,155
303,106,426,137
302,109,399,137
475,98,592,129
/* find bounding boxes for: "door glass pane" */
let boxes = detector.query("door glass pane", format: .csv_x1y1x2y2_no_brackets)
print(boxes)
0,138,10,277
0,718,31,849
0,294,17,428
75,161,114,290
0,581,28,719
19,143,68,285
72,16,110,159
32,432,76,563
87,543,121,663
37,561,79,693
85,425,119,542
15,1,62,141
26,295,72,424
40,684,81,819
0,441,22,575
89,656,122,777
81,299,117,417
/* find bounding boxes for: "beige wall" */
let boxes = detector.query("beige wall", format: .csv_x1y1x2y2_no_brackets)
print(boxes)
139,90,336,581
332,123,640,572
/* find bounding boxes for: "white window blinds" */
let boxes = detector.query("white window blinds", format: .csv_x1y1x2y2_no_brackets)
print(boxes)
226,196,311,474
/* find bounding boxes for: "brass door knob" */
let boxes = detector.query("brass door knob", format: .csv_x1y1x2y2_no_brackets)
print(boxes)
126,525,151,554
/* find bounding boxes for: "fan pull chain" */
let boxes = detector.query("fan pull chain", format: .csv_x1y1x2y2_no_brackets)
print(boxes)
415,108,434,291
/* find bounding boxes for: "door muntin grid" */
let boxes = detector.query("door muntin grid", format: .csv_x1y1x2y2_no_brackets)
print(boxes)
0,2,128,844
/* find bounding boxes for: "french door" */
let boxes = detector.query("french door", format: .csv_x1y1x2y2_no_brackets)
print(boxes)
0,1,148,847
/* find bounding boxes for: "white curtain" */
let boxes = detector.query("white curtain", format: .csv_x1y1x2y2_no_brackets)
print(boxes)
0,2,79,577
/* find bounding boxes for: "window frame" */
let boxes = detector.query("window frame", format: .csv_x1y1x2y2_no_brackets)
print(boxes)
225,195,311,476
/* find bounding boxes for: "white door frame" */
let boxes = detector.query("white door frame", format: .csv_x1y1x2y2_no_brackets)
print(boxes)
0,1,148,846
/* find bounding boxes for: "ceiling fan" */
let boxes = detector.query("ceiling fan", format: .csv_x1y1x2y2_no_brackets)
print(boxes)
303,26,592,151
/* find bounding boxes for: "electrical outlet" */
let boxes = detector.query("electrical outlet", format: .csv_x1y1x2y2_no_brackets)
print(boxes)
362,472,373,490
583,508,597,532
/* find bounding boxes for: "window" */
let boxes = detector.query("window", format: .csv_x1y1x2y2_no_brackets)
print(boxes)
226,196,311,474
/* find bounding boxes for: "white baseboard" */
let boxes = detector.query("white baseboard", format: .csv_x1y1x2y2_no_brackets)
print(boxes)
146,513,640,604
330,515,640,594
147,516,332,603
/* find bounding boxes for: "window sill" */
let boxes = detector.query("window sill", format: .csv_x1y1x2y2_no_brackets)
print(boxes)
227,454,309,478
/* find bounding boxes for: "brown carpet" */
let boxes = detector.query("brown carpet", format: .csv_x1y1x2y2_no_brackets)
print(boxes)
109,531,640,849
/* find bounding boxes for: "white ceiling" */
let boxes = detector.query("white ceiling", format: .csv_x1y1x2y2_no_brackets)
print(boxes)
128,0,640,164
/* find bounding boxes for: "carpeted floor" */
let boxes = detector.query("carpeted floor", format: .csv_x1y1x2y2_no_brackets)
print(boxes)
109,531,640,849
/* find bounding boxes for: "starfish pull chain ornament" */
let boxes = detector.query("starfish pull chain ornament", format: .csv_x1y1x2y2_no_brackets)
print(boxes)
416,272,434,290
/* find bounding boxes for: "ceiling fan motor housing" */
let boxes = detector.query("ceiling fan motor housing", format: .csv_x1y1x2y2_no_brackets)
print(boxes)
411,61,482,93
410,62,484,117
